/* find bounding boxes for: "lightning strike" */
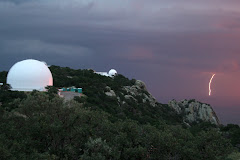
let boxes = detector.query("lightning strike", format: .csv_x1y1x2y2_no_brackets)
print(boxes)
209,74,216,96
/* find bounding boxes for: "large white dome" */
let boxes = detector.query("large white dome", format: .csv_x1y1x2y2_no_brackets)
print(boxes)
108,69,117,77
7,59,53,91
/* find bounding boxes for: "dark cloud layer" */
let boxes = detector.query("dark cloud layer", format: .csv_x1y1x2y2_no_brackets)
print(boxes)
0,0,240,124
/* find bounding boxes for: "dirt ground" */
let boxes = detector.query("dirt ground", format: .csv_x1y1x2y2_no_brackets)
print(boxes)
59,91,81,101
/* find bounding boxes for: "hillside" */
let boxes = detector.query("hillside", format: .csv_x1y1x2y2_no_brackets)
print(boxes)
49,65,183,126
0,66,239,159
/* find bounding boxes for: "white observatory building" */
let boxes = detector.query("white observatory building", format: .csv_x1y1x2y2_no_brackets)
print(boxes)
7,59,53,91
108,69,117,77
95,69,118,77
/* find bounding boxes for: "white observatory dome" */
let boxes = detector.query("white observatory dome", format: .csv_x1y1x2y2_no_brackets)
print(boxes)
108,69,117,77
7,59,53,91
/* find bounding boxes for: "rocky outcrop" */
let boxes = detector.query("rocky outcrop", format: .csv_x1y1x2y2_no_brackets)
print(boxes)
168,99,220,125
104,80,220,126
105,80,157,107
123,80,157,107
105,86,116,97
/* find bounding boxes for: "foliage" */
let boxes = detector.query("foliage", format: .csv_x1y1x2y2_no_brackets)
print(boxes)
0,67,238,159
0,71,7,84
45,86,58,94
226,152,240,160
0,84,11,91
221,124,240,150
189,122,218,135
0,90,27,111
81,137,119,160
48,66,181,126
45,86,59,100
0,92,234,159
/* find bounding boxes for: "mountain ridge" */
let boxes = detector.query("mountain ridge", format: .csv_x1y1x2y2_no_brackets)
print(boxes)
0,65,239,159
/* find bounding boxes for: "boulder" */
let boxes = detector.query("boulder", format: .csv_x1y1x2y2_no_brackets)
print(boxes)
105,89,116,97
168,99,220,125
123,80,157,107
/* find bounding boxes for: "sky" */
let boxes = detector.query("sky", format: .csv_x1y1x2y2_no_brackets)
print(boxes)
0,0,240,124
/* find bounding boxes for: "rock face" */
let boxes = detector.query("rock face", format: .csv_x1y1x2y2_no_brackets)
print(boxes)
123,80,157,107
105,80,158,107
104,79,220,126
105,86,116,97
168,99,220,125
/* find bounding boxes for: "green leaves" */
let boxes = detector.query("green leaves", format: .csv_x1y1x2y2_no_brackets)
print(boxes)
0,67,238,159
81,137,118,160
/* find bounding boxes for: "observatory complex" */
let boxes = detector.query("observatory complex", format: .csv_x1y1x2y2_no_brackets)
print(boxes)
95,69,118,77
7,59,53,91
3,59,117,95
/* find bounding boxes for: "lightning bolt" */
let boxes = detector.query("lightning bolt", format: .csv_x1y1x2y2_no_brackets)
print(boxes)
209,74,216,96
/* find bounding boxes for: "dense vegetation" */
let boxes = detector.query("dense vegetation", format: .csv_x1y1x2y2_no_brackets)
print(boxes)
0,66,239,160
49,65,181,126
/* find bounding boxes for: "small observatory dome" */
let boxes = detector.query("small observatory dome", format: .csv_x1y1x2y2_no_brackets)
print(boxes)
7,59,53,91
108,69,117,77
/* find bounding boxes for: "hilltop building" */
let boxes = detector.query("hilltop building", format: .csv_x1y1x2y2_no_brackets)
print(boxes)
7,59,53,91
95,69,117,77
58,87,83,100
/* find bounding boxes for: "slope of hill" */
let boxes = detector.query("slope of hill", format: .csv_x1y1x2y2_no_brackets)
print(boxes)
49,65,182,126
0,66,239,160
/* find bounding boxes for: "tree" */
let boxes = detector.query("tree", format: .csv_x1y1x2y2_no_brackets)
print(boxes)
81,138,118,160
193,129,233,160
0,84,11,91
